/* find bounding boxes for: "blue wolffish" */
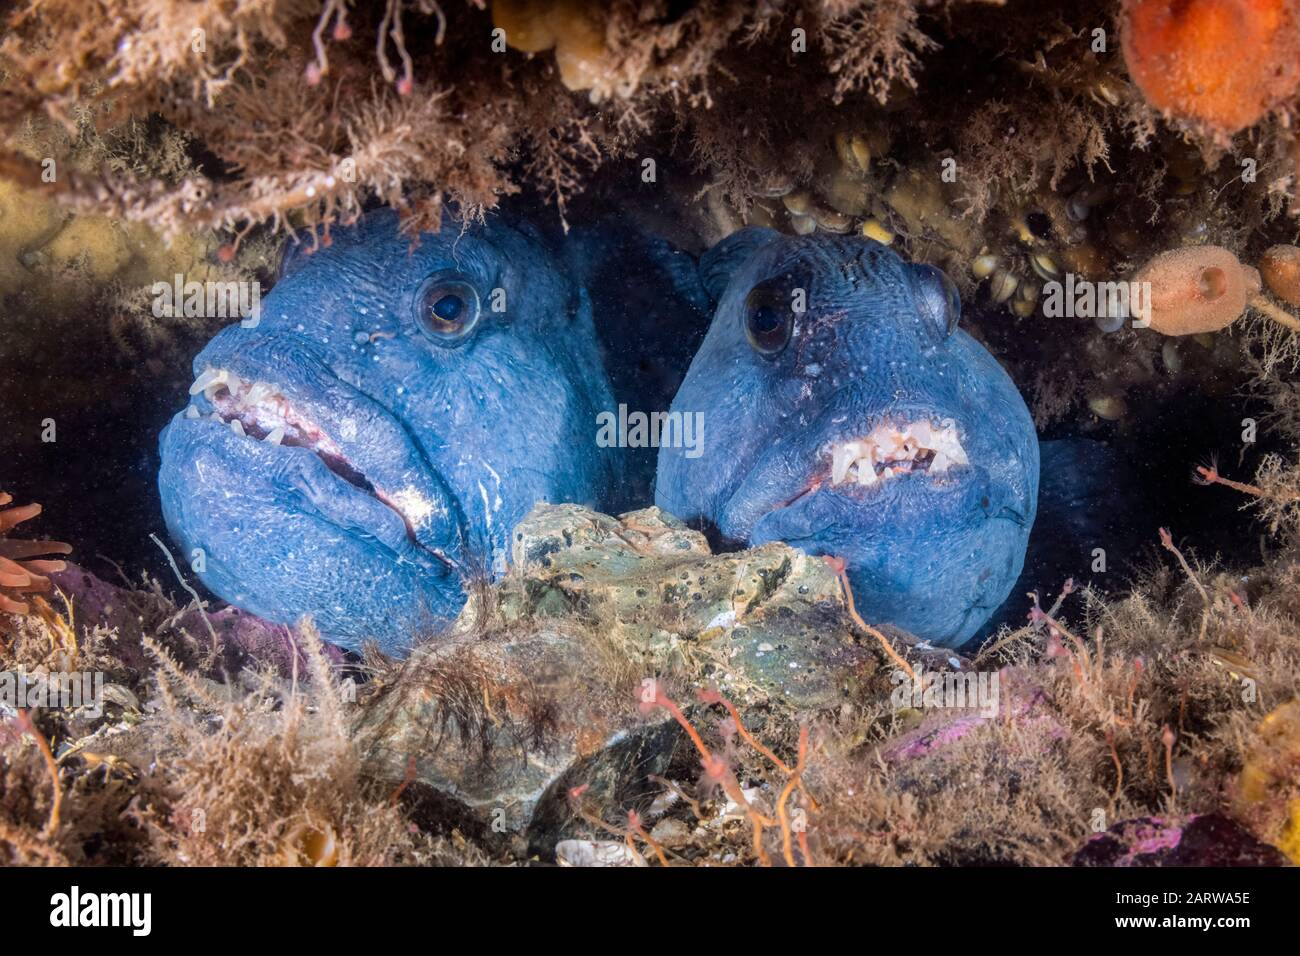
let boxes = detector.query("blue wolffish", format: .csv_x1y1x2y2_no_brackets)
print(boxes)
158,211,620,654
656,228,1040,648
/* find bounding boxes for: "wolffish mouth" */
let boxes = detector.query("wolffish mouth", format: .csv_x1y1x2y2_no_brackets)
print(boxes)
826,418,969,489
184,366,439,534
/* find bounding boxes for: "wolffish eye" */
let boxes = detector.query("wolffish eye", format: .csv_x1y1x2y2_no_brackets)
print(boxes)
912,264,960,339
743,273,803,357
416,275,481,344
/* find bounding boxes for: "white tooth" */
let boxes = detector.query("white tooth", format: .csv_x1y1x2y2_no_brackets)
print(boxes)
932,452,952,473
943,435,969,466
184,405,200,420
832,443,858,485
246,382,271,406
265,426,284,445
188,369,215,395
189,367,222,396
201,370,232,401
926,421,967,466
230,419,245,437
909,421,934,446
856,458,878,486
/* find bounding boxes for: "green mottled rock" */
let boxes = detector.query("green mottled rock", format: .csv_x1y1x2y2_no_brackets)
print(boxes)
360,503,895,848
501,504,875,707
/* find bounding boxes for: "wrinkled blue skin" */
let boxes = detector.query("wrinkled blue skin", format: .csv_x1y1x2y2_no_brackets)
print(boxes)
656,228,1040,649
159,211,619,654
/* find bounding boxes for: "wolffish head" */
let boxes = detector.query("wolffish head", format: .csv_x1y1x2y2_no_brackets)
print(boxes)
159,210,617,653
656,228,1039,648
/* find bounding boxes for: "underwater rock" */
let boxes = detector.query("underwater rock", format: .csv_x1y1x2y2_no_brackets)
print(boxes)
499,504,881,707
359,618,688,848
358,503,888,846
879,667,1063,764
0,175,217,323
48,563,347,678
1086,393,1129,421
1071,813,1290,866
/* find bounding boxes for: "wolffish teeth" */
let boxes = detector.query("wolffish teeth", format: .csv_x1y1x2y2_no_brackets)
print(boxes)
831,441,880,487
827,418,968,488
184,405,200,420
934,424,968,466
191,371,333,457
189,367,228,396
907,421,934,446
832,442,858,485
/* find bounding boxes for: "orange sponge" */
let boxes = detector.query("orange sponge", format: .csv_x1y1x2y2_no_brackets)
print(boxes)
1121,0,1300,135
1132,245,1261,335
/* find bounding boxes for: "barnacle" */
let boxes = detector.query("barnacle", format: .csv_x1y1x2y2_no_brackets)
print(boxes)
0,492,72,615
1121,0,1300,136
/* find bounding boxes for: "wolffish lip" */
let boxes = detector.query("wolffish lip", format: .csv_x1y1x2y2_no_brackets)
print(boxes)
184,365,445,542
